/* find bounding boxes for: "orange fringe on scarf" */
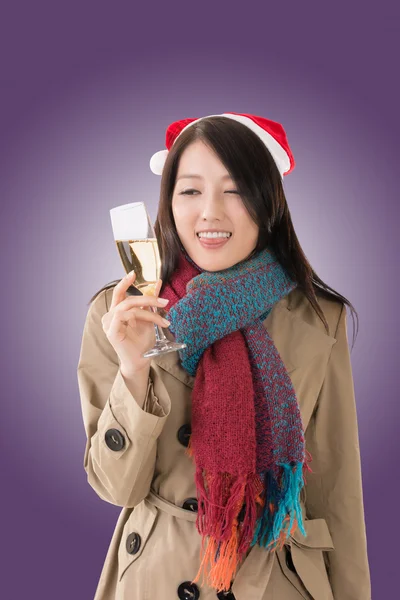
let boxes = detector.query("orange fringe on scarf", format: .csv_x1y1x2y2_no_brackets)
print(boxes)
185,438,313,593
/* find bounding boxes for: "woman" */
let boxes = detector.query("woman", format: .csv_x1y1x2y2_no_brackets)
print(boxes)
77,113,371,599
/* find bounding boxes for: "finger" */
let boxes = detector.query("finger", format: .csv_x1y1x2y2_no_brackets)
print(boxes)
107,310,131,342
112,307,170,328
110,270,136,310
116,290,169,312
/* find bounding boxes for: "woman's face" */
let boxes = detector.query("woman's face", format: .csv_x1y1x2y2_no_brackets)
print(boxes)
171,140,259,271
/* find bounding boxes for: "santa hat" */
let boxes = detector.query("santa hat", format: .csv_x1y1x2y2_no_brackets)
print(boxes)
149,112,295,180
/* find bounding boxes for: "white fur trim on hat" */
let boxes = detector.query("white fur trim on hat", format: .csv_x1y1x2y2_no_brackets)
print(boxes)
149,149,169,175
149,113,289,180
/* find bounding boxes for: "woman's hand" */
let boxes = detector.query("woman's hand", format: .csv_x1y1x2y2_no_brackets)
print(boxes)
101,271,170,374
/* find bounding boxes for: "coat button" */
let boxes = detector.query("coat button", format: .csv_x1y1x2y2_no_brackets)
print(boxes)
104,428,125,451
177,424,191,447
217,589,236,599
126,532,141,555
285,546,296,572
182,498,198,512
177,581,200,599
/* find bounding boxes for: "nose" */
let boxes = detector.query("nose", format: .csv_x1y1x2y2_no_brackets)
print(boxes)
201,191,225,221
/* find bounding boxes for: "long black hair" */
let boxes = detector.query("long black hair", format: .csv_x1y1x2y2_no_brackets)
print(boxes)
88,116,358,348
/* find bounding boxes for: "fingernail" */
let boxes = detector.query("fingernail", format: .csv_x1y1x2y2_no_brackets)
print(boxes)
126,270,134,278
157,297,169,305
162,318,171,326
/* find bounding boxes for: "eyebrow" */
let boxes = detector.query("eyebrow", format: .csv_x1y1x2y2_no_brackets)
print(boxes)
177,174,233,181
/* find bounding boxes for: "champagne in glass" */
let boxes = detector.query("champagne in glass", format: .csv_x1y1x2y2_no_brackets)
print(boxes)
109,202,186,357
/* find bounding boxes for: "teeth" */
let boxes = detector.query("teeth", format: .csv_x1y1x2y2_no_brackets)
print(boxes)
197,232,232,239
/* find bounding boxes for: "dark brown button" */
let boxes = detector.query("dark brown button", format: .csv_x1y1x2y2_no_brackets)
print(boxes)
105,428,125,451
177,581,200,599
177,424,191,447
217,589,236,599
285,546,296,572
126,532,141,555
182,498,198,512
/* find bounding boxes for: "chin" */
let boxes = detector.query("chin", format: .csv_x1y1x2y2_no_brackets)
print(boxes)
184,242,254,271
194,256,237,271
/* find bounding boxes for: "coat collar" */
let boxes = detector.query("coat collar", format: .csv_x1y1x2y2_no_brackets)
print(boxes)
151,289,337,390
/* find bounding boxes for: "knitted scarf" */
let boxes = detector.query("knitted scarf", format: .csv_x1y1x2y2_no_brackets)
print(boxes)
160,245,313,594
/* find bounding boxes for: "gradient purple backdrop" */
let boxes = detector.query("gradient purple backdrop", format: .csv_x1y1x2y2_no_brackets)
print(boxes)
1,1,398,597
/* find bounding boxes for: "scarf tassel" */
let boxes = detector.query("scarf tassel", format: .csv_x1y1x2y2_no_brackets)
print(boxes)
186,440,313,593
253,461,308,551
189,467,262,593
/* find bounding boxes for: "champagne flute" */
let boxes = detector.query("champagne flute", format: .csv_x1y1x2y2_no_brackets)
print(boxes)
109,202,187,357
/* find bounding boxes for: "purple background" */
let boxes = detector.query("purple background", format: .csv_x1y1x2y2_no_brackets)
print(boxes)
1,1,398,597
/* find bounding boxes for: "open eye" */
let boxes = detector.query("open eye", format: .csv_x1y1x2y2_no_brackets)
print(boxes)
180,189,239,195
180,189,198,195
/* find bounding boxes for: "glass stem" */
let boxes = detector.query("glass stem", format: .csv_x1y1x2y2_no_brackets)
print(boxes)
151,306,167,341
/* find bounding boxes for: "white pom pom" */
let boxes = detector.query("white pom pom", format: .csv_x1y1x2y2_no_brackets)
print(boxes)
149,149,168,175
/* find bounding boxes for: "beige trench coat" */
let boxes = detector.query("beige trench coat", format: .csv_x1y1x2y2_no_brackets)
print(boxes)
77,285,371,600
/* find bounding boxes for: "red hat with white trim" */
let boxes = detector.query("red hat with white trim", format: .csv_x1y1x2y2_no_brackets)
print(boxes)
149,112,295,181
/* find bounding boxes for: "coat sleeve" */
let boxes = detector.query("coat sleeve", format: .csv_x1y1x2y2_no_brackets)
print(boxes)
77,288,172,508
304,303,371,600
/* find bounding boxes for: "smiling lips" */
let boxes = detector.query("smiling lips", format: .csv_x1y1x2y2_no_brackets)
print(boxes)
197,234,231,249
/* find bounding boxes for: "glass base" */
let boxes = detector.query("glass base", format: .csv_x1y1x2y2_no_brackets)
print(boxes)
142,339,187,358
